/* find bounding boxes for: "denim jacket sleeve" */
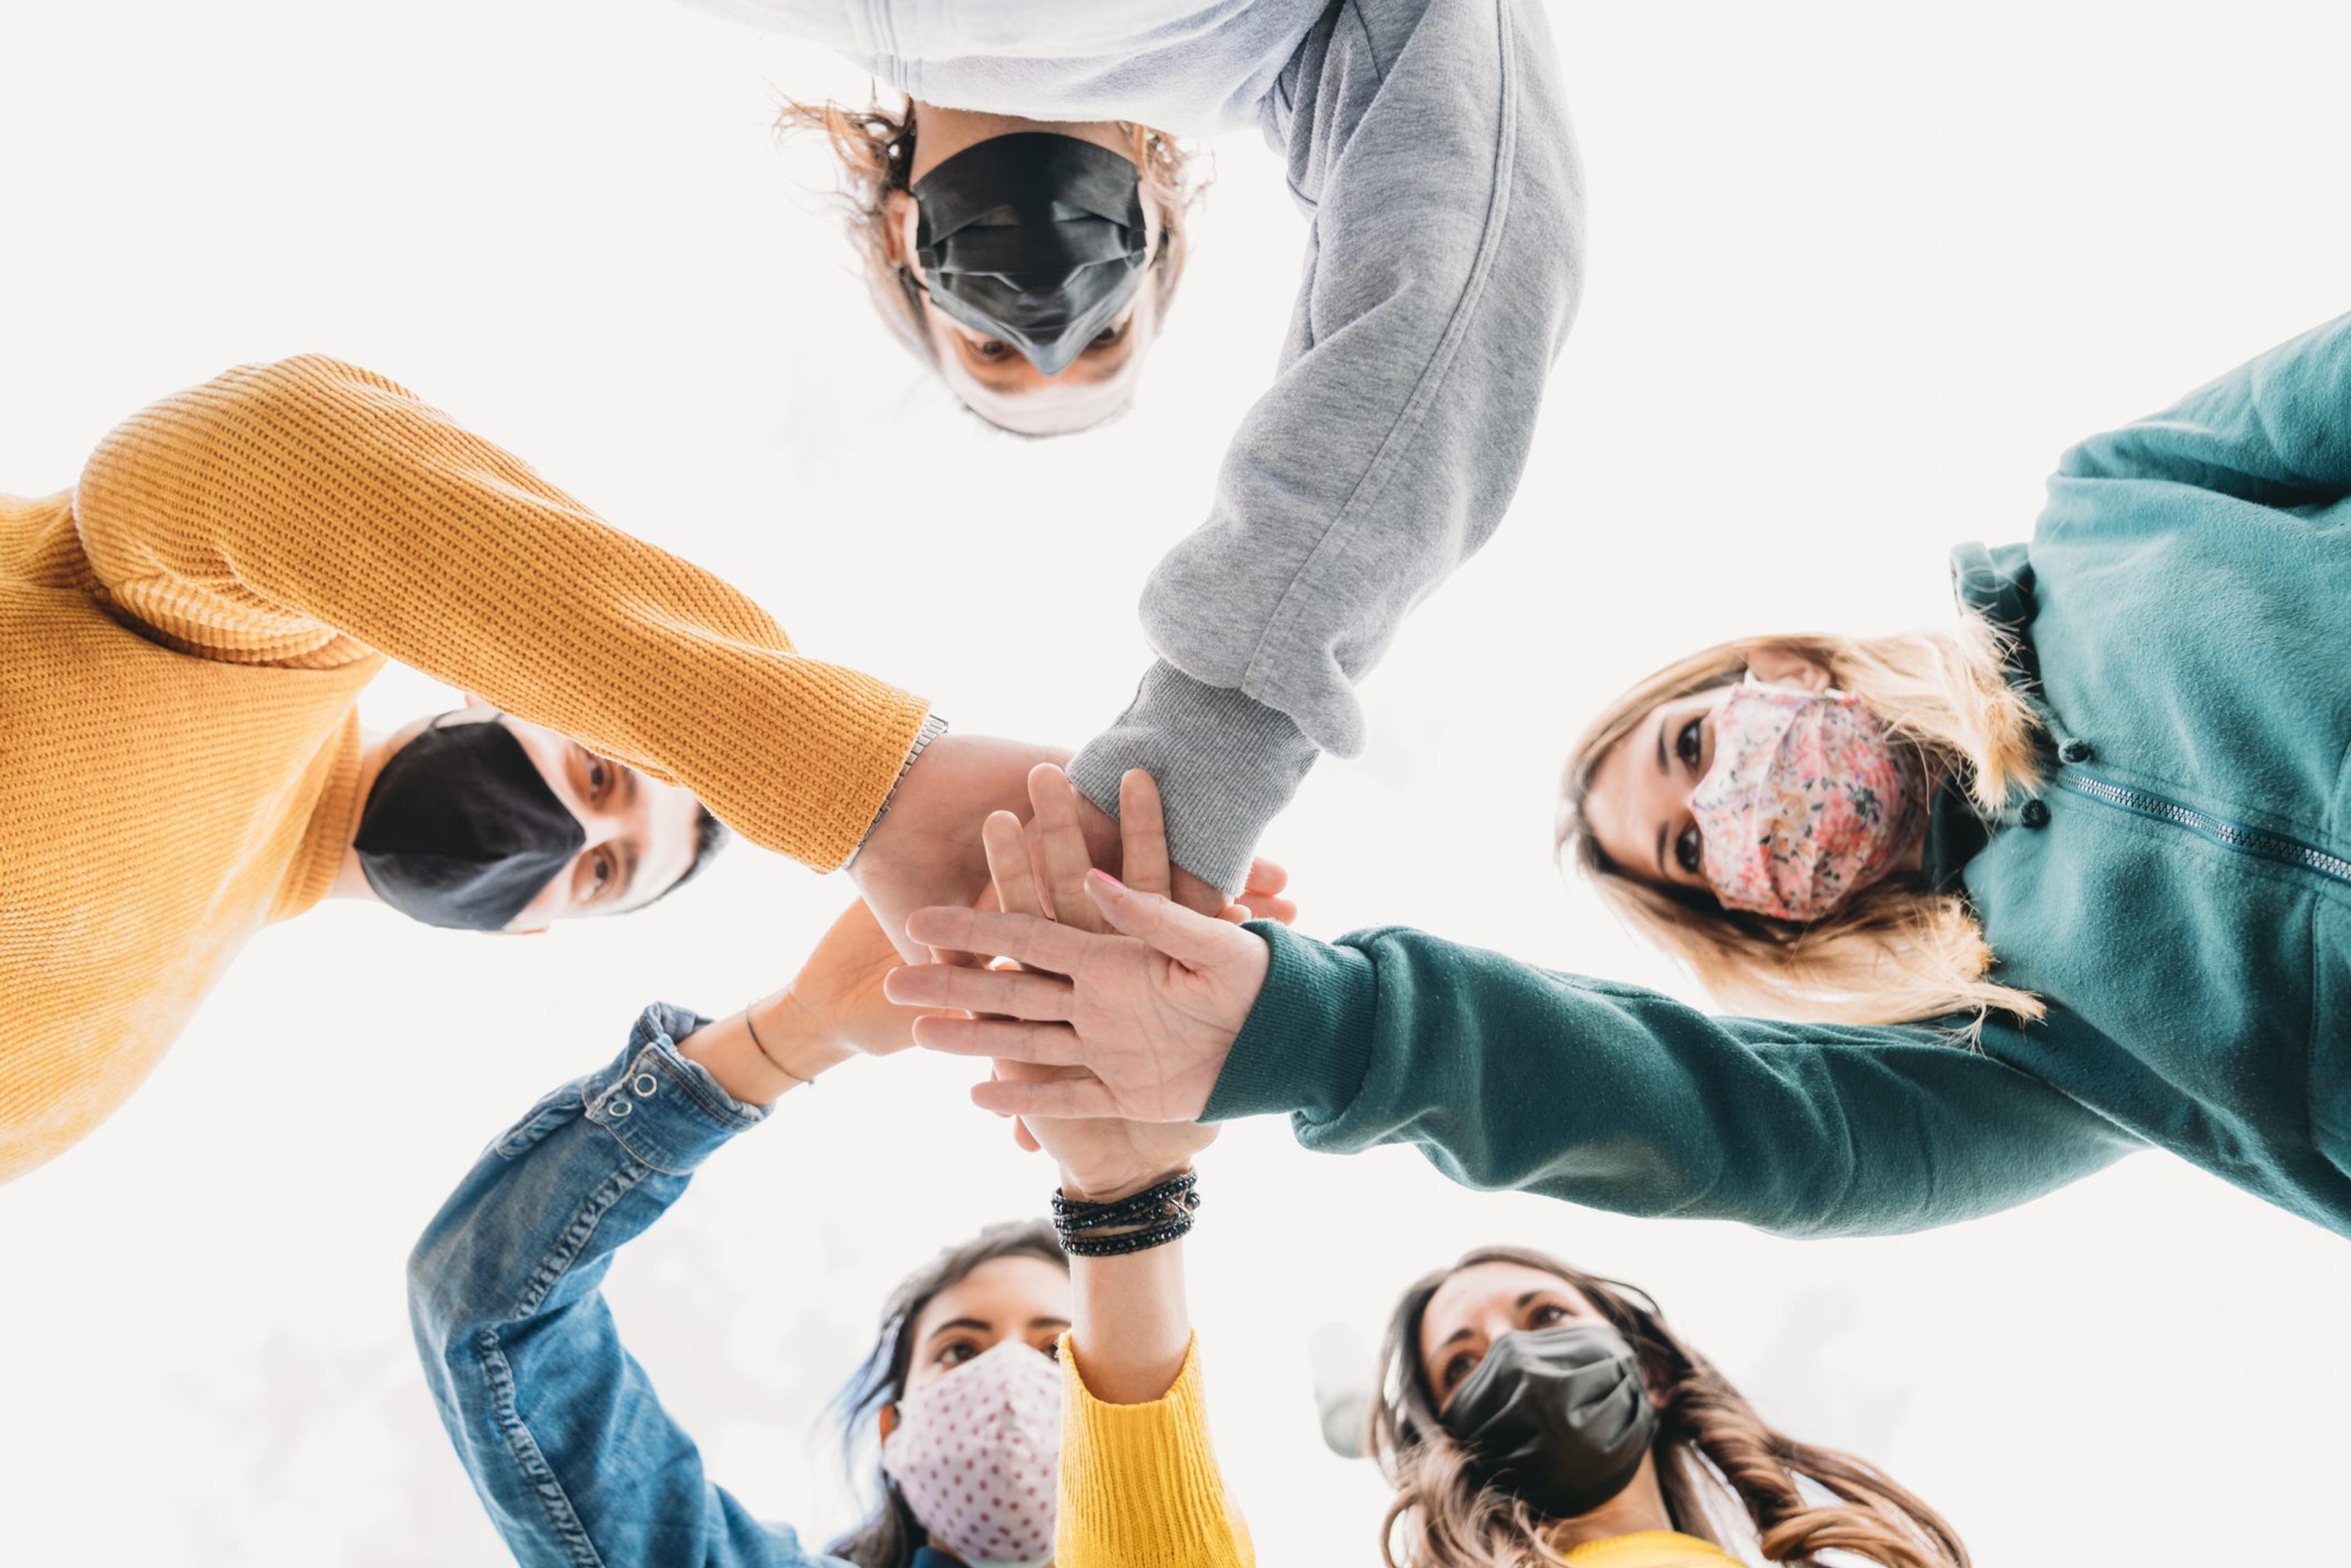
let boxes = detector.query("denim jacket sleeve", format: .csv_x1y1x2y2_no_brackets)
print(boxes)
2053,310,2351,507
407,1002,838,1568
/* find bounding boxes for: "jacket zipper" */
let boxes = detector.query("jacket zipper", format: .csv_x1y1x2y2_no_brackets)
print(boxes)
2057,771,2351,884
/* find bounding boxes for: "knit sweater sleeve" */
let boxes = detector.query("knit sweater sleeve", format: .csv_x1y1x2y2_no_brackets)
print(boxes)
1055,1333,1254,1568
2054,310,2351,506
1204,924,2143,1239
70,355,929,869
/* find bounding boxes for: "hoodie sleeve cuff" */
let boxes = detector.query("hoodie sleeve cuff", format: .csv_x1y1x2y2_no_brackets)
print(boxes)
1068,661,1319,894
1200,923,1377,1126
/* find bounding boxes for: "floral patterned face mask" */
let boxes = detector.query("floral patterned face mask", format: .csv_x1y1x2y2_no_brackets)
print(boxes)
1689,681,1927,922
880,1338,1061,1568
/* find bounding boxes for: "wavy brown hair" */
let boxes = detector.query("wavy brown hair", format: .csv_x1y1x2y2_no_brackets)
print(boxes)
774,96,1205,371
1556,624,2044,1029
1372,1247,1969,1568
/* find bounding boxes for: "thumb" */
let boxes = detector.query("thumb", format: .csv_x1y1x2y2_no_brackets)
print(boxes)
1083,870,1234,968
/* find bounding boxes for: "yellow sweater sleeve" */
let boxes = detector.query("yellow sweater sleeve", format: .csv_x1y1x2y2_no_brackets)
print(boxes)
72,356,929,869
1056,1332,1254,1568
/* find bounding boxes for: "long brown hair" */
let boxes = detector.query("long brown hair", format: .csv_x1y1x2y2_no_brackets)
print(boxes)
825,1220,1069,1568
774,96,1205,371
1373,1247,1968,1568
1556,625,2044,1029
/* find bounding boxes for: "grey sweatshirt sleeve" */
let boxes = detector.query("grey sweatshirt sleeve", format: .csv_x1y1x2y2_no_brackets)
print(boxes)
1069,0,1586,890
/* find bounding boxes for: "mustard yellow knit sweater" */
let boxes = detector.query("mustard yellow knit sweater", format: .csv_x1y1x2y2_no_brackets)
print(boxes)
0,356,928,1184
1057,1334,1253,1568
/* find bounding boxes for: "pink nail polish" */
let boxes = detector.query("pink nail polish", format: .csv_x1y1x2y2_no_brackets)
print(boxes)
1089,869,1124,891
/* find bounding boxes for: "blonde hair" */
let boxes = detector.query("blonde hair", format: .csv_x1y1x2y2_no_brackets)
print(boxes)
773,96,1204,370
1374,1248,1970,1568
1556,621,2044,1029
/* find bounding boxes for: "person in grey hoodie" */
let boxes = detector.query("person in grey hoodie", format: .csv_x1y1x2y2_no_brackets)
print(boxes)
681,0,1588,896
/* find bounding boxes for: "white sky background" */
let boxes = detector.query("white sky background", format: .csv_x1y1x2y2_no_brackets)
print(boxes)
4,1,2350,1562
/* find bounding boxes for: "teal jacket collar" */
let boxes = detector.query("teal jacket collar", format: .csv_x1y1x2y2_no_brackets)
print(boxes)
1921,540,2041,890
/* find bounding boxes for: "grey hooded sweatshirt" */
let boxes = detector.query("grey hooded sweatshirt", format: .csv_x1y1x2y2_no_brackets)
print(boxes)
683,0,1586,887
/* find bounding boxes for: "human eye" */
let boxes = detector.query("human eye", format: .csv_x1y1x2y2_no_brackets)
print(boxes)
1676,717,1703,771
1441,1350,1477,1396
934,1338,978,1369
1529,1301,1570,1328
970,338,1011,361
587,848,615,898
1674,823,1703,876
1089,321,1127,349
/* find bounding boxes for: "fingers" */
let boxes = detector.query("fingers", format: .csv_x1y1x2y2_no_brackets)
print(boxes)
911,1014,1086,1065
1116,770,1173,898
1013,1117,1041,1153
1243,858,1289,896
971,1073,1120,1120
885,960,1076,1021
1026,765,1106,934
903,905,1104,977
984,811,1046,921
1081,871,1240,968
1236,890,1299,926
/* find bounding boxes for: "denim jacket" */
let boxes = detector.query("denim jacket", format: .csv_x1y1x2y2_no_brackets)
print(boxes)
408,1003,845,1568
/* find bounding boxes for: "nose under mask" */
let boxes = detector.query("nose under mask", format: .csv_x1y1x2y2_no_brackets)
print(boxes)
1688,681,1927,923
881,1338,1062,1566
911,132,1150,377
352,713,586,931
1439,1321,1660,1520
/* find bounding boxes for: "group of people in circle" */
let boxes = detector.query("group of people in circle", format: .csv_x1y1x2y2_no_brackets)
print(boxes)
6,2,2344,1566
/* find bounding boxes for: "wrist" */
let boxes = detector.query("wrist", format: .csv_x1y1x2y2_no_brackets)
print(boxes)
843,713,949,869
1058,1163,1194,1207
746,991,854,1086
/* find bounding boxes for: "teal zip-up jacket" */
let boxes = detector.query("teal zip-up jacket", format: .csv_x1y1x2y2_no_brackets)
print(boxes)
1205,314,2351,1238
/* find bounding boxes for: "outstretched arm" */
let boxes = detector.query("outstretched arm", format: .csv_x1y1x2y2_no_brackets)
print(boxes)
1068,0,1586,891
892,891,2139,1240
74,354,928,869
981,769,1253,1568
2054,311,2351,506
1210,924,2139,1238
406,1004,841,1568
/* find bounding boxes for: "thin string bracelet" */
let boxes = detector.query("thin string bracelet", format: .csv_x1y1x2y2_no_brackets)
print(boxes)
742,1005,814,1089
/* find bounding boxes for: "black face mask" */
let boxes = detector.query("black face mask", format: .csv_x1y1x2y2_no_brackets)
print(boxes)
1438,1321,1660,1520
910,132,1150,377
353,713,586,932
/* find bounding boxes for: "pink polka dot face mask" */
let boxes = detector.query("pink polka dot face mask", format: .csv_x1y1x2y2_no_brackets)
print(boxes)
1689,681,1927,923
881,1338,1062,1567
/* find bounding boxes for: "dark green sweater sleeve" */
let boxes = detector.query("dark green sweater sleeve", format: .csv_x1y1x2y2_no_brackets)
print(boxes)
1204,924,2142,1238
2055,311,2351,505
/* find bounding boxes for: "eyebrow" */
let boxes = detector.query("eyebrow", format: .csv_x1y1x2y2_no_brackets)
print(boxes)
923,1315,1071,1346
1434,1290,1551,1356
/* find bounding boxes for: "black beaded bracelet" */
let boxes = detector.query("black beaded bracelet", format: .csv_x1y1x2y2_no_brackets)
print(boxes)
1051,1171,1200,1256
1060,1215,1196,1258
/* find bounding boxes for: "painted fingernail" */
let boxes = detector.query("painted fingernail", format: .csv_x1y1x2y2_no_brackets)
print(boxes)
1089,869,1124,891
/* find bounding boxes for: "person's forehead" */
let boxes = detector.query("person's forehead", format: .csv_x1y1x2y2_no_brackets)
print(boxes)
1425,1262,1584,1338
614,779,703,912
910,1255,1071,1341
1583,721,1659,866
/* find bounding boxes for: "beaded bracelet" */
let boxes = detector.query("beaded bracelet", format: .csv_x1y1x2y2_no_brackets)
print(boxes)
1051,1171,1200,1256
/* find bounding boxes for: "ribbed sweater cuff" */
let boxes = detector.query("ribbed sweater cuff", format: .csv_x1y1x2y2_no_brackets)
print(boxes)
1056,1334,1251,1568
1202,923,1378,1125
1068,661,1318,894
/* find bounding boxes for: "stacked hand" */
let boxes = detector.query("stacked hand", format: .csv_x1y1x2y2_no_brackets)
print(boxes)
883,766,1280,1133
846,733,1291,962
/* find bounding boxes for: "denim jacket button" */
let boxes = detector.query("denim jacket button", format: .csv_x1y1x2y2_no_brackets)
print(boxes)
632,1072,659,1097
2020,798,2051,828
2059,740,2093,763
